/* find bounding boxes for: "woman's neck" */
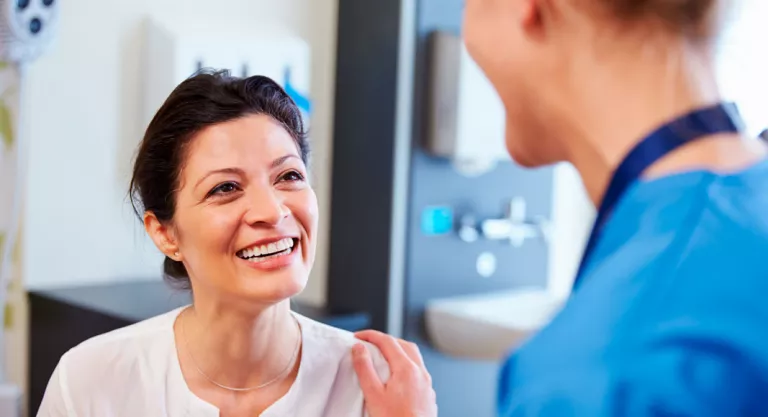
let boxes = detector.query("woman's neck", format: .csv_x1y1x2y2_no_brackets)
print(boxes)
559,41,764,205
178,298,300,389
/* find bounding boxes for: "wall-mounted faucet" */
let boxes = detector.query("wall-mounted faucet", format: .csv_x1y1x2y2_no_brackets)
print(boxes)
458,214,480,243
459,197,550,247
482,197,550,247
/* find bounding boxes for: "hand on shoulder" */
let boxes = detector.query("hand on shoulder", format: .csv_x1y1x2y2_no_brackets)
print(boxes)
351,330,437,417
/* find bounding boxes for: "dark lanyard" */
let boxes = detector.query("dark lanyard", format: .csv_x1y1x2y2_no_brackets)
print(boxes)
572,102,744,289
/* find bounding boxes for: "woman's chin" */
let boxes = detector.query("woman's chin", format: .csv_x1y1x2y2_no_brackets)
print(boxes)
234,270,308,305
506,140,552,168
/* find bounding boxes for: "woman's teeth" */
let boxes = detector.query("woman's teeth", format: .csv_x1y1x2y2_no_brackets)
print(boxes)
237,238,295,261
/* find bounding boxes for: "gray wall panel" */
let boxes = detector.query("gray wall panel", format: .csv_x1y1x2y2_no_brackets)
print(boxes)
329,1,555,415
402,1,554,415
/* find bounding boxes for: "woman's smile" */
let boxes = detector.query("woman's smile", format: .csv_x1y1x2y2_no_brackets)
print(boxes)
236,236,301,271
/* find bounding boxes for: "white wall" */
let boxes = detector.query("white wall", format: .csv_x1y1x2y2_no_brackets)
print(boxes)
548,164,593,300
716,0,768,136
21,0,338,306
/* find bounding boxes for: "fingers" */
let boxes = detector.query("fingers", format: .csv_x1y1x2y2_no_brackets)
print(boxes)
351,343,384,396
396,339,432,385
354,330,411,371
356,330,427,370
397,339,426,369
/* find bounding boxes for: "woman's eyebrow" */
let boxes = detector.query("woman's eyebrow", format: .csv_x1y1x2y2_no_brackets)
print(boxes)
271,154,301,169
194,167,245,191
193,155,300,190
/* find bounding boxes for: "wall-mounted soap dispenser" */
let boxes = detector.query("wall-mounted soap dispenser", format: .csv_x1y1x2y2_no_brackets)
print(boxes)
425,31,510,176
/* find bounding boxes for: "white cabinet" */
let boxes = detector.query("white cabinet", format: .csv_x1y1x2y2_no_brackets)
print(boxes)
141,18,312,131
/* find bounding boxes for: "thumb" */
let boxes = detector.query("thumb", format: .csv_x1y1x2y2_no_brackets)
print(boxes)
352,343,384,397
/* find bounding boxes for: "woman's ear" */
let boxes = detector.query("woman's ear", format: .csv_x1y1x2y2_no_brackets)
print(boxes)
521,0,543,28
144,212,182,261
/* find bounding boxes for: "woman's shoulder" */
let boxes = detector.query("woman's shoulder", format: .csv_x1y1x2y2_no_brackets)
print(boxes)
293,312,378,352
290,314,390,415
55,307,182,388
293,312,362,345
294,313,390,381
37,308,185,415
66,307,182,356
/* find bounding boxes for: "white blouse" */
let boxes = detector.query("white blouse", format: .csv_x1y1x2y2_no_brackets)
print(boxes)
36,307,390,416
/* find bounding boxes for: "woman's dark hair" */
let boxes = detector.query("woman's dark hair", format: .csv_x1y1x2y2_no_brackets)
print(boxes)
129,69,309,288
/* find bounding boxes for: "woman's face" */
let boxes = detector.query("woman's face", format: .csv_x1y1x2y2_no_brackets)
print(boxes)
154,114,317,305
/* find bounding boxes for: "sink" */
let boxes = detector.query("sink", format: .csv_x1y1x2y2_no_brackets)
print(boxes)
425,288,566,361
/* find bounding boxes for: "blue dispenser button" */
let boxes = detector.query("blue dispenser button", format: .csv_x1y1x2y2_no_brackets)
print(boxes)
421,206,454,236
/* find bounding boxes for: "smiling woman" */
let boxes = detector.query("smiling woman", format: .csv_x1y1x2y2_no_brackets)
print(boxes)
36,70,389,417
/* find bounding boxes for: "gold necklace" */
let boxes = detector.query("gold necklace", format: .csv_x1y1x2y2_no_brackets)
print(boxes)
181,309,301,392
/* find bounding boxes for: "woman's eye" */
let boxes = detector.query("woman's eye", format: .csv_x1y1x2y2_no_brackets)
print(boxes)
209,182,239,196
280,170,305,182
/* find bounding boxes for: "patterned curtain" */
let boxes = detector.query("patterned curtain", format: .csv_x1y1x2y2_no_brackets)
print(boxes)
0,61,22,383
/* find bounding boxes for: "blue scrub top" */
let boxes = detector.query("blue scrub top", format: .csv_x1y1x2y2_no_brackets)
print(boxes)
499,158,768,416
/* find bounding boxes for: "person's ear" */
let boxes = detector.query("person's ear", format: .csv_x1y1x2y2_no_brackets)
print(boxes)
520,0,544,32
144,212,182,261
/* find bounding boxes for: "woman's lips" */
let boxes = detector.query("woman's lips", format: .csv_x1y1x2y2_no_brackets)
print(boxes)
237,239,300,271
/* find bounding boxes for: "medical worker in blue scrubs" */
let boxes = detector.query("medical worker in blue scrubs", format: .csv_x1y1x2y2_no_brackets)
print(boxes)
351,0,768,416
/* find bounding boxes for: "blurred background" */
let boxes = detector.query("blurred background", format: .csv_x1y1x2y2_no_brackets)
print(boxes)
0,0,766,416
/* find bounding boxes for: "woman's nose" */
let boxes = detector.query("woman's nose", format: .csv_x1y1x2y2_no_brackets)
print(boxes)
244,188,290,226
